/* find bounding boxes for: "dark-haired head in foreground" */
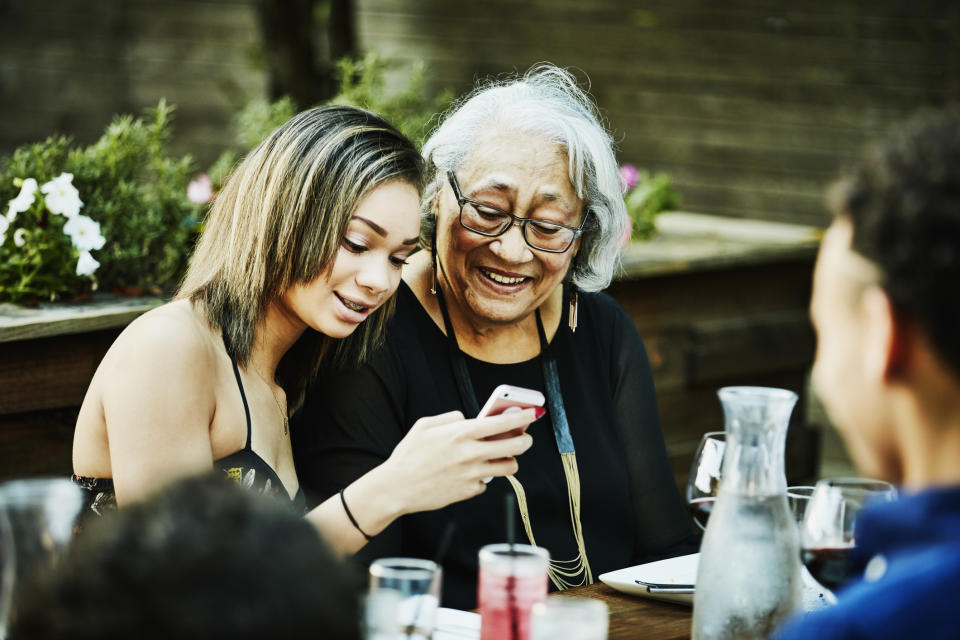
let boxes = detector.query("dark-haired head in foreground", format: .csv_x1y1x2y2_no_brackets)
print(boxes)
11,475,361,640
775,109,960,639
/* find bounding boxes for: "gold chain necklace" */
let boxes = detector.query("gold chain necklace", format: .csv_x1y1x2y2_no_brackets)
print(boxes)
268,386,289,437
251,368,289,437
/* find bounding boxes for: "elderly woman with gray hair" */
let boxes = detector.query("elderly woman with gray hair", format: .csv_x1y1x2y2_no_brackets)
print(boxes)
292,64,695,609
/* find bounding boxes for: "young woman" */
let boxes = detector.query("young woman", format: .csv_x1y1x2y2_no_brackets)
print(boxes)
71,105,536,553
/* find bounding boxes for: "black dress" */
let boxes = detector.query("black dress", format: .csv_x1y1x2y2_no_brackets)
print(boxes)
292,281,694,610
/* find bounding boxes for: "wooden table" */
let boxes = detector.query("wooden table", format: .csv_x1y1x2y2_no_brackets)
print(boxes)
553,582,692,639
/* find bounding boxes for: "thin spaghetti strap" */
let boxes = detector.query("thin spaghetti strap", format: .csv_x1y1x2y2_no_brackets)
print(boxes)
223,332,254,451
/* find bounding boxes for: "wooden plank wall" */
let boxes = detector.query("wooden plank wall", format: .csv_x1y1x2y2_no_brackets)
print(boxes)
356,0,960,226
1,1,956,223
0,0,266,168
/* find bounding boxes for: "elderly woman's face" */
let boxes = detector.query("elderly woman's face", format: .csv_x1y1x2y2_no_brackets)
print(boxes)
436,132,584,327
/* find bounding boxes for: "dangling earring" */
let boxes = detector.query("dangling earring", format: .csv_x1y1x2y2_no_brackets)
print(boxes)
430,219,439,296
568,284,579,332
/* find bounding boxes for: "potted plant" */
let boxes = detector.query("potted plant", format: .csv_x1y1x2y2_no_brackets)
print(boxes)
0,100,194,305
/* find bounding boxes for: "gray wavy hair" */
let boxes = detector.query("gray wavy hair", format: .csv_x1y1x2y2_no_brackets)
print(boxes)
420,63,627,291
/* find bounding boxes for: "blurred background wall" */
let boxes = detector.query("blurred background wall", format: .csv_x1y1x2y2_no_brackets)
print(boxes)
2,0,958,227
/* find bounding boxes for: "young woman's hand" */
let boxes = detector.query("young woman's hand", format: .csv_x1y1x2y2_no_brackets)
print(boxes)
307,409,536,553
382,409,537,514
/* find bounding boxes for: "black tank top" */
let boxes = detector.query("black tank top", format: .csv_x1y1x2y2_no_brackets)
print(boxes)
73,345,306,519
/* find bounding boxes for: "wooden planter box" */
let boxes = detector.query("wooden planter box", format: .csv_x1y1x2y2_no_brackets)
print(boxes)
0,297,163,477
610,212,824,486
0,212,827,484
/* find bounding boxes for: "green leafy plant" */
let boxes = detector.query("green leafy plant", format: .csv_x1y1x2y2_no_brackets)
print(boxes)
328,53,453,146
192,55,453,207
0,101,194,303
619,163,681,241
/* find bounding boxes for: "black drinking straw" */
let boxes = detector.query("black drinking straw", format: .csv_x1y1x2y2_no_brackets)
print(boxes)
505,493,519,640
404,521,456,639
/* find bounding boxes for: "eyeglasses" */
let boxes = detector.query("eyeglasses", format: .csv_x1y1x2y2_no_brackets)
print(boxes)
446,171,587,254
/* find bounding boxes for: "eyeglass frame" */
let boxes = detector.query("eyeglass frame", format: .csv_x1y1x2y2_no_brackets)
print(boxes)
446,170,588,254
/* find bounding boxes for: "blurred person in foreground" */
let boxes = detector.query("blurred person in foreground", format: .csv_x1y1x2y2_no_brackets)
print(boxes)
292,64,696,609
10,474,360,640
775,109,960,639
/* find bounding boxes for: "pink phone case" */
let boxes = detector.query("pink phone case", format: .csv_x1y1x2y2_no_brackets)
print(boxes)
477,384,545,418
477,385,545,484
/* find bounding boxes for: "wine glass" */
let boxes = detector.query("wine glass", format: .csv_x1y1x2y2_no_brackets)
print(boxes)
787,486,816,526
799,478,896,595
0,478,84,637
685,431,726,531
787,485,833,610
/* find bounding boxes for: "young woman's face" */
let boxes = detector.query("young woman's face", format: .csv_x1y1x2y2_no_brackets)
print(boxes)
281,179,421,338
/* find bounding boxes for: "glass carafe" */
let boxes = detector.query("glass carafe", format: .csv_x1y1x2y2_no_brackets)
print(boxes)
692,386,802,639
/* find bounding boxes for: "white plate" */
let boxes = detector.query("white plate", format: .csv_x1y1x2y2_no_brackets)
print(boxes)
598,553,699,605
435,607,480,639
599,553,834,610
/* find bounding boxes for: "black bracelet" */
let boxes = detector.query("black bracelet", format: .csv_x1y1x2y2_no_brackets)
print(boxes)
339,487,373,541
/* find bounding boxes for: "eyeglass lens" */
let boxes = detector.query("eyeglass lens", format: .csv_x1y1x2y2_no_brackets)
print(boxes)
459,202,576,252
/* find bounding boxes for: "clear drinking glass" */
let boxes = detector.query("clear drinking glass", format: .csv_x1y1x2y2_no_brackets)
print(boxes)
0,477,83,639
787,486,816,526
361,589,402,640
530,597,608,640
685,431,726,531
800,478,896,595
0,509,13,640
692,386,802,640
478,543,549,640
368,558,441,640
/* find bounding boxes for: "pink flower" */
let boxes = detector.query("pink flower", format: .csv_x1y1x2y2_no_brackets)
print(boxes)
619,164,639,191
187,174,215,204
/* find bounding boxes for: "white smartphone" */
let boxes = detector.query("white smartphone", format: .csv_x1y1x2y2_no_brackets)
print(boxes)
477,384,546,418
477,384,545,483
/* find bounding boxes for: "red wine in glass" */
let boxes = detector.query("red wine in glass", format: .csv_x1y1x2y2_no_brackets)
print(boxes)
687,497,715,531
801,546,854,591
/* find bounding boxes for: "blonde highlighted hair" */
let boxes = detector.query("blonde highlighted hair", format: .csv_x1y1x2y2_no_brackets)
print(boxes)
178,105,424,406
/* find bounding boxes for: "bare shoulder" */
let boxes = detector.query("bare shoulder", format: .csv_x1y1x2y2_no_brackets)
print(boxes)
93,299,223,398
110,299,217,364
74,299,222,478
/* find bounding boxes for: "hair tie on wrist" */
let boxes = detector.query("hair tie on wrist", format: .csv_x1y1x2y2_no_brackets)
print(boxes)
339,487,373,541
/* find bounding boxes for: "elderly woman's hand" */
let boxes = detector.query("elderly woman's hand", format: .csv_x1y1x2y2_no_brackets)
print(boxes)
382,409,536,514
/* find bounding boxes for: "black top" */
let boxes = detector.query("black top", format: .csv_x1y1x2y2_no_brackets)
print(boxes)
292,281,695,609
74,347,306,521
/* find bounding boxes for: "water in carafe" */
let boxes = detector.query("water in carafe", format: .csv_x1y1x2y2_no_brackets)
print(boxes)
692,387,802,640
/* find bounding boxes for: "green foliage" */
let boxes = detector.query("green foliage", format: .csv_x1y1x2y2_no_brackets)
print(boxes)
205,96,297,191
234,95,298,150
328,53,453,146
625,170,681,240
204,55,451,193
0,101,194,303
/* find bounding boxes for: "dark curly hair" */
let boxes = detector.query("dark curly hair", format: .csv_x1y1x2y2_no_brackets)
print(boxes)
828,107,960,377
10,475,361,640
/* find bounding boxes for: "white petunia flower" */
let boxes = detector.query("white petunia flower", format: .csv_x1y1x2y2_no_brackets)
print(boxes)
40,173,84,218
63,214,105,252
13,228,27,247
0,215,8,245
6,177,38,222
75,250,100,276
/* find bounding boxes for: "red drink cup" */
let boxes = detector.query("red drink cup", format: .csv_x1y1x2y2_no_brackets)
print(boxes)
478,544,549,640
